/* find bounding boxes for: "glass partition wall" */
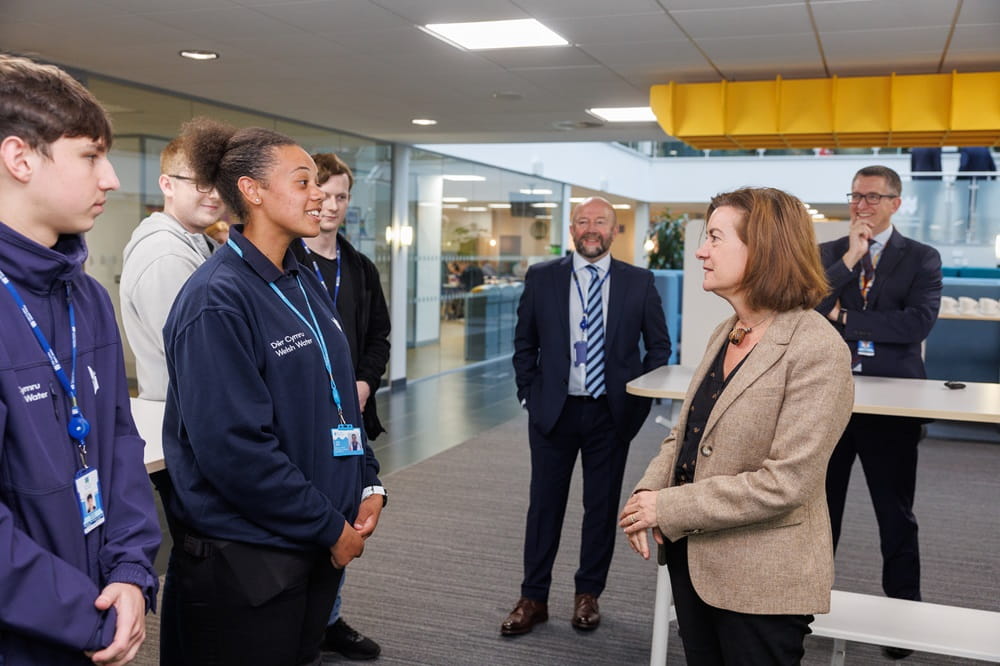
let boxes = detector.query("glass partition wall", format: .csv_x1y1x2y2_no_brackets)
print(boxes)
405,149,565,381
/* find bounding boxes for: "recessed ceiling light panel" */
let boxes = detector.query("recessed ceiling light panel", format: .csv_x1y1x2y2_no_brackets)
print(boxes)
587,106,656,123
411,118,438,126
422,19,568,50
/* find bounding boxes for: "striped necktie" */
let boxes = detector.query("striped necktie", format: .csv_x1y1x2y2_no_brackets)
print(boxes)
585,265,606,397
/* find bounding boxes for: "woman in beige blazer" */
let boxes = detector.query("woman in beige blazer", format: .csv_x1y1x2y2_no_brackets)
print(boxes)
621,187,854,665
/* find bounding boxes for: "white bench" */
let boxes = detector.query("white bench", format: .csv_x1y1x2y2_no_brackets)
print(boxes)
649,561,1000,665
811,590,1000,665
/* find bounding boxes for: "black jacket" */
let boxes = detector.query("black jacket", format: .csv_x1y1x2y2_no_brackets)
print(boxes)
293,235,391,439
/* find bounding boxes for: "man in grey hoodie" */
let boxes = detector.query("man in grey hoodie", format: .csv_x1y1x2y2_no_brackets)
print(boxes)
120,134,227,400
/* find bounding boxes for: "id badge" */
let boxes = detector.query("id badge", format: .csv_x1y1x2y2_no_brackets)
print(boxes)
331,424,364,457
857,340,875,357
74,467,105,534
573,340,587,367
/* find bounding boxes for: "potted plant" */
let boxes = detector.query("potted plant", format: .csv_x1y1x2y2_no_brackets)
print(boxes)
646,209,687,270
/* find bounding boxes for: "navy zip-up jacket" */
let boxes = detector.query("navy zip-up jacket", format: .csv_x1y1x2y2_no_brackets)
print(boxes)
163,226,380,550
0,222,161,665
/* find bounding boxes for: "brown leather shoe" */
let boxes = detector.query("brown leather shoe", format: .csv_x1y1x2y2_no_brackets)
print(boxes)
501,597,548,636
571,593,600,631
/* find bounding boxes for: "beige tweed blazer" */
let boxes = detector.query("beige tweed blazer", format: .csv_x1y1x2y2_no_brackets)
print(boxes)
635,308,854,615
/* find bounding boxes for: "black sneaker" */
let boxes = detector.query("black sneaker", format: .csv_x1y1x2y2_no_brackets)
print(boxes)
322,618,381,660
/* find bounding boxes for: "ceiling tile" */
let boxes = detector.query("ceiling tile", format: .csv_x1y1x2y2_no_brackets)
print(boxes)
578,40,708,68
671,4,813,39
477,45,599,69
514,0,664,19
699,33,823,68
661,0,806,9
956,0,1000,24
812,0,958,32
822,26,948,66
250,0,411,33
544,13,686,44
360,0,526,24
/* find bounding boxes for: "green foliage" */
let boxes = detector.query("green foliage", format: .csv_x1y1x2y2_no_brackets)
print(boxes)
647,209,688,270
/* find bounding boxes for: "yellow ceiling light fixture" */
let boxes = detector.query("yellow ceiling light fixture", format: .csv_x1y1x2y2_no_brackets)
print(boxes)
649,71,1000,150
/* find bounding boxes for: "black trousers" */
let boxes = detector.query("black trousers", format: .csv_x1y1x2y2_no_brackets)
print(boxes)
664,539,813,666
521,395,629,601
825,413,922,601
160,526,341,666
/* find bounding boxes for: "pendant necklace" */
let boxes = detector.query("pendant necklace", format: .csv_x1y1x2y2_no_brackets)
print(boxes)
728,313,774,345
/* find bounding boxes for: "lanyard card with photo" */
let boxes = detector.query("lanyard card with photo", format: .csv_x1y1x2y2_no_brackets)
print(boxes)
74,467,105,534
332,424,364,457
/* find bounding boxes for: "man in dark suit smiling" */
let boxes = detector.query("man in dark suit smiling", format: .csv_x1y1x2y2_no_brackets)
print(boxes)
818,165,942,660
502,197,671,636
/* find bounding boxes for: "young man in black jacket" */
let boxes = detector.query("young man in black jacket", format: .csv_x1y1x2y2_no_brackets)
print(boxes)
292,152,390,660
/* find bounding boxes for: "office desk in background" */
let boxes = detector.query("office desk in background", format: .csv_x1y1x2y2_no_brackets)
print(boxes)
628,365,1000,423
626,366,1000,665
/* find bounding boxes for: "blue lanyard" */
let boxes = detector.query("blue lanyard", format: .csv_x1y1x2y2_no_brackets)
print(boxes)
0,266,91,466
299,239,341,307
571,266,609,332
228,239,346,423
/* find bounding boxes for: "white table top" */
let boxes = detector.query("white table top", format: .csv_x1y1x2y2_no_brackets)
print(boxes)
130,397,165,473
627,365,1000,424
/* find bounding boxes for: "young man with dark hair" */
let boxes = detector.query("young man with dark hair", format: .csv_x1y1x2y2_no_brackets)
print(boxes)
0,54,160,665
292,152,390,660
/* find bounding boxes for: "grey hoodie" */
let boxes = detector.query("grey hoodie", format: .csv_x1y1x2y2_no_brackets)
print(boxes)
119,212,215,400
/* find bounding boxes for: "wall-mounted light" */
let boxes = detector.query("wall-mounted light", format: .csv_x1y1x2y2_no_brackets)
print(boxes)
643,238,655,253
385,225,414,247
179,50,219,61
489,238,498,247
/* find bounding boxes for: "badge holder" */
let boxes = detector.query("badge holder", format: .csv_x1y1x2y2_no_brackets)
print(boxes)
332,423,364,457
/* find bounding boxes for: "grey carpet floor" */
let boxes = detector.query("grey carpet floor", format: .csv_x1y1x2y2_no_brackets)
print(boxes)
135,403,999,665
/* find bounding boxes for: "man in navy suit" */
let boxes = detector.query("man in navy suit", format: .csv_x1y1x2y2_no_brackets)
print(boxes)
502,197,671,636
818,165,942,660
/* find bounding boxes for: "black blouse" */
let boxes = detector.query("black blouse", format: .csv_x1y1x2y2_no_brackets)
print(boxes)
673,341,752,486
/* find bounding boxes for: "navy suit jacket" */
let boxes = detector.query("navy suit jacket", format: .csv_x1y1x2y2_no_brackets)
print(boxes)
817,229,942,379
513,254,671,442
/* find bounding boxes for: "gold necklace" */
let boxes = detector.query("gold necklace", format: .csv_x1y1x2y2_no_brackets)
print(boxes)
728,314,774,345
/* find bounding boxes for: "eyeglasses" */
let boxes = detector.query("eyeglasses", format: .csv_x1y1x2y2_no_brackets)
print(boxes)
169,174,212,193
847,192,898,205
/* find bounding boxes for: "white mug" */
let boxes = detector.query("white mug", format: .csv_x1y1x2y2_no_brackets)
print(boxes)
958,296,978,314
940,296,959,314
978,297,1000,316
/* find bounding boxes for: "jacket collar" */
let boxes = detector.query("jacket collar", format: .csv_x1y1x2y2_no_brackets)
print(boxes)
0,221,85,293
692,309,805,444
227,224,301,284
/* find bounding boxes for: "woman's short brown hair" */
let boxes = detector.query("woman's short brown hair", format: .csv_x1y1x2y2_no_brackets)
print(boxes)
706,187,829,312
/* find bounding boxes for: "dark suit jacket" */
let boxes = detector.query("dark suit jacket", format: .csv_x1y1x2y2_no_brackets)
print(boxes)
817,229,942,379
513,254,671,442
